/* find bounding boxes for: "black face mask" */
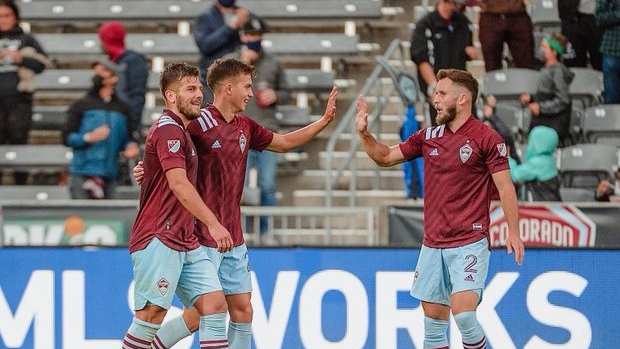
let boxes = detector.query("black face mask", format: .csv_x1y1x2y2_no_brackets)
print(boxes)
92,75,105,90
245,40,262,53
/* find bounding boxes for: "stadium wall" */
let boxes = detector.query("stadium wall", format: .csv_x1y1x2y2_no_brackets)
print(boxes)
0,247,617,349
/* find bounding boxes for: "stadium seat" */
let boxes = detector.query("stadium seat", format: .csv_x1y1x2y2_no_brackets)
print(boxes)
275,105,312,127
558,143,619,188
583,104,620,146
0,185,71,201
20,0,384,22
493,102,526,141
32,105,68,131
569,67,604,110
284,69,335,92
559,187,595,202
481,68,540,107
0,144,72,171
528,0,561,33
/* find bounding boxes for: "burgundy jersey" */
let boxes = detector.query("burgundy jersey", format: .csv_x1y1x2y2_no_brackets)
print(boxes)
187,104,274,248
129,111,200,253
399,115,509,248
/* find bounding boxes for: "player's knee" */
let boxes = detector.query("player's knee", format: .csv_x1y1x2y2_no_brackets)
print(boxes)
229,302,253,322
424,316,449,338
453,311,479,332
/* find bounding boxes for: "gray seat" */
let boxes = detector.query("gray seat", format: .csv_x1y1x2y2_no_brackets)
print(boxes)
583,104,620,146
276,105,312,127
558,143,619,189
0,144,72,172
569,67,604,110
21,0,383,22
35,69,161,92
481,68,540,106
32,105,68,131
37,33,361,63
285,69,335,92
528,0,561,33
559,187,595,202
0,185,70,200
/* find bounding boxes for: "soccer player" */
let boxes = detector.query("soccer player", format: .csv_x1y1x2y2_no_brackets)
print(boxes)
122,62,233,349
135,58,337,349
356,68,524,349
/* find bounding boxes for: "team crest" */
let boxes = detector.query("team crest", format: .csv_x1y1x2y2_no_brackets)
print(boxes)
239,133,247,153
157,278,169,296
497,143,507,157
167,140,181,153
459,143,473,163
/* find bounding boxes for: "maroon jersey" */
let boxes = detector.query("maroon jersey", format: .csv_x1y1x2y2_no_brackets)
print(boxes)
129,111,200,253
399,115,509,248
187,104,274,248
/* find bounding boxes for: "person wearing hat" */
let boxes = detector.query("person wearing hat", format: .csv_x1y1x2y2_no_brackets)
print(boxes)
519,32,575,147
193,0,252,102
62,61,140,199
98,21,149,140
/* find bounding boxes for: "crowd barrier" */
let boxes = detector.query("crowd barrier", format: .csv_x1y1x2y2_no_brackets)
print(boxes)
0,247,617,349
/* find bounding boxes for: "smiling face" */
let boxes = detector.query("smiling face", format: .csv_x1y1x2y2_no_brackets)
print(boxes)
168,75,203,120
228,72,254,114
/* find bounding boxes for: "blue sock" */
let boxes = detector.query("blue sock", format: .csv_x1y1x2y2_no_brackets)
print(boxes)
122,317,160,349
228,321,252,349
199,312,228,349
152,315,192,349
423,316,449,349
454,311,487,349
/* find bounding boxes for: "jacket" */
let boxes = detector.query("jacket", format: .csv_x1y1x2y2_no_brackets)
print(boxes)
0,26,51,97
62,89,135,179
530,62,575,140
509,126,562,201
115,49,149,126
410,9,474,96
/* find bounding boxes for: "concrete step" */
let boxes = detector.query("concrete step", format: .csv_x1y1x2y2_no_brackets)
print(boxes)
293,189,406,207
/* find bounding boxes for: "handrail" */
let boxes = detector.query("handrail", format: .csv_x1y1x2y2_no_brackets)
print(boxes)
324,38,413,207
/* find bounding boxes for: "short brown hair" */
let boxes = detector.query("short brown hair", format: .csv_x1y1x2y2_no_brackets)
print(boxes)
206,57,256,92
159,62,200,97
436,68,479,104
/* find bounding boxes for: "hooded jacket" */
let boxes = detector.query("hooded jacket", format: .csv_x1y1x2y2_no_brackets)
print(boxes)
529,62,575,140
509,126,562,201
62,87,135,180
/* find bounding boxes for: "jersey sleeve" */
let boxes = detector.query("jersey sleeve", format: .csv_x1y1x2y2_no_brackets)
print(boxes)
484,129,510,174
247,116,274,151
399,127,426,161
153,122,190,172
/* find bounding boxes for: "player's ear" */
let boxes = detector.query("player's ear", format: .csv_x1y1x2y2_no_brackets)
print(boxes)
164,89,176,104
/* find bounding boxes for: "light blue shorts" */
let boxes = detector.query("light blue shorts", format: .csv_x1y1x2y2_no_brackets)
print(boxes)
131,237,222,310
410,238,490,306
204,243,253,295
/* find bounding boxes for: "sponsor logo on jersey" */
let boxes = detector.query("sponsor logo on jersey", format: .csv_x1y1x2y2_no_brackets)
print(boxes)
158,278,169,295
239,132,247,153
497,143,507,157
167,140,181,153
460,143,472,163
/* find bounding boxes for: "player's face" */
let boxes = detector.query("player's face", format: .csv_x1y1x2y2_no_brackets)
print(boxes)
433,78,458,125
176,76,203,120
230,73,254,114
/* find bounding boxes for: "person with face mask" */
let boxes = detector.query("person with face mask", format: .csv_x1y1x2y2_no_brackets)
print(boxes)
62,61,139,199
193,0,252,103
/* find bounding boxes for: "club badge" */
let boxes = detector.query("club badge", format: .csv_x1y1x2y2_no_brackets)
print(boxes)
460,143,472,163
239,132,247,153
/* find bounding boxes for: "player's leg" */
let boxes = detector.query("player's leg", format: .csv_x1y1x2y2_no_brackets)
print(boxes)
123,238,181,348
411,245,451,349
445,238,490,349
151,307,196,349
177,245,228,349
216,244,253,349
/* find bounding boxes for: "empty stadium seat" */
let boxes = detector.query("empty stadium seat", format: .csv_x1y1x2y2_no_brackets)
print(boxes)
583,104,620,146
0,185,71,201
0,144,72,172
559,187,595,202
559,143,619,188
528,0,561,33
481,68,540,106
569,67,604,110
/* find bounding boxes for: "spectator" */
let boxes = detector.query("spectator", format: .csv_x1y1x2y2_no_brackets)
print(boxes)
231,15,291,241
62,61,140,199
596,0,620,104
559,0,602,70
98,21,149,140
595,168,620,201
0,0,51,184
193,0,251,102
520,32,574,147
508,126,562,201
476,0,535,71
410,0,479,125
